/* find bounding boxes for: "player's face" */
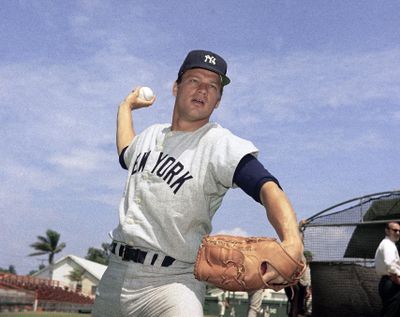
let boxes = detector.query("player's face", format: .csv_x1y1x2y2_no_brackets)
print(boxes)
386,223,400,242
172,68,222,128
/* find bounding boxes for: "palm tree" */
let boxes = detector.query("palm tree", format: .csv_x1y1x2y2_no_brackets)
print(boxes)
29,229,66,279
85,242,110,265
68,267,85,292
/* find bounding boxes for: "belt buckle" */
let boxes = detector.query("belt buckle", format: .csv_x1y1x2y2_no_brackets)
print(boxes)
119,244,150,264
121,244,133,261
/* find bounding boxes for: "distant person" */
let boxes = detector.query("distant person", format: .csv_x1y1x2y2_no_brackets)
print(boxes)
298,251,312,317
284,232,312,317
374,221,400,316
247,289,264,317
218,291,230,317
284,252,312,317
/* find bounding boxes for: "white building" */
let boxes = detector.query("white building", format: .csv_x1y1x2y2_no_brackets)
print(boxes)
32,255,107,298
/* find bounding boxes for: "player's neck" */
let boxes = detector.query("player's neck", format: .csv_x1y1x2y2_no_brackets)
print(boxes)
171,117,209,132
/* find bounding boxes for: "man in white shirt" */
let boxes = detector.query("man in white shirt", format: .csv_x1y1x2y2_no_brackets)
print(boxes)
374,221,400,316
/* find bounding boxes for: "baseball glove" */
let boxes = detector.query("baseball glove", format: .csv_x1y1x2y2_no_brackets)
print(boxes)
193,235,305,291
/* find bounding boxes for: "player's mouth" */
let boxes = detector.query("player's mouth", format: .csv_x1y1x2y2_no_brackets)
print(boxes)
192,98,205,106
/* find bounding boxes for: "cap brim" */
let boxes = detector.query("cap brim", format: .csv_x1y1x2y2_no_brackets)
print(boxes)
221,75,230,86
179,65,230,86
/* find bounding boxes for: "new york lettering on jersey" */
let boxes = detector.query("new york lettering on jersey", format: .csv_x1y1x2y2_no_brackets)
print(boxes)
131,151,193,194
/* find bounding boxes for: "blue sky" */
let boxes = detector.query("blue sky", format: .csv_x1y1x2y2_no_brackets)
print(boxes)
1,0,399,274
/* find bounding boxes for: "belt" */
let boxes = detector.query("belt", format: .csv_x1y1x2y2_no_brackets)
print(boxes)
110,242,175,267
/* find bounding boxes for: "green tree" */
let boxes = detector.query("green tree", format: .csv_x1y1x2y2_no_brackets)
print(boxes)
29,229,66,279
68,267,85,292
85,242,110,265
0,265,17,274
28,263,46,276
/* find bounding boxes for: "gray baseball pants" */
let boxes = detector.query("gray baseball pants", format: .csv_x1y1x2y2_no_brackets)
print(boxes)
92,251,205,317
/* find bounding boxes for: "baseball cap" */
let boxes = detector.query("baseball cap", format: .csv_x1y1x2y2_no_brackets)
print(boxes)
178,50,230,86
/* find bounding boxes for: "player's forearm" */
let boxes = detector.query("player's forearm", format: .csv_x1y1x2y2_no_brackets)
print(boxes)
116,102,135,155
260,182,302,246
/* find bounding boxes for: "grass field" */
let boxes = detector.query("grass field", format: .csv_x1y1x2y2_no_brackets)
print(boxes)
0,312,217,317
0,313,88,317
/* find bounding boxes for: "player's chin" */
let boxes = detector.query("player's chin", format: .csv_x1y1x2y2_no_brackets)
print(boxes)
189,100,208,112
186,109,211,122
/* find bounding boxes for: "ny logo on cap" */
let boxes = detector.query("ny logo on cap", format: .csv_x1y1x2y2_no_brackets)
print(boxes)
204,55,216,65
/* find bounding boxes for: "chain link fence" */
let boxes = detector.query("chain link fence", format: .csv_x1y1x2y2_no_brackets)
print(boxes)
301,190,400,317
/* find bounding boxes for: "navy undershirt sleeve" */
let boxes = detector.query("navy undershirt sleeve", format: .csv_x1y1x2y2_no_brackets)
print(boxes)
119,146,129,170
233,154,282,204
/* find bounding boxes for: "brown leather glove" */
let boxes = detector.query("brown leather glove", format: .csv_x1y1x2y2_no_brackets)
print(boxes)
194,235,306,291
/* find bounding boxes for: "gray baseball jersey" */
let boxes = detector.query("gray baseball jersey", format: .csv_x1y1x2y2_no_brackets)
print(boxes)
111,122,258,263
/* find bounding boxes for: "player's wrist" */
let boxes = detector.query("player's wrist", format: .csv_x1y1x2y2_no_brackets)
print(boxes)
119,101,134,112
281,239,304,260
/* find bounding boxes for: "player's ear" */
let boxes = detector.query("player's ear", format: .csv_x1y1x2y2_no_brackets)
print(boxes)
172,81,178,97
214,100,220,109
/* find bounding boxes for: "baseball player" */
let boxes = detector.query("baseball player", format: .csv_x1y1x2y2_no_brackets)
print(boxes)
91,50,303,317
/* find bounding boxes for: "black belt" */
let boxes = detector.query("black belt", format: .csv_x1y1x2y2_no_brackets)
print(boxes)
110,242,175,267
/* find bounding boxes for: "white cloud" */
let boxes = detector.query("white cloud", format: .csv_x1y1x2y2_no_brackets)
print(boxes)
301,130,387,155
0,158,60,193
220,48,400,126
215,227,250,237
49,148,112,172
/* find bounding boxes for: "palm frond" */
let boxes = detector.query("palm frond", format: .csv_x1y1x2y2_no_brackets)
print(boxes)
28,251,47,257
29,229,66,266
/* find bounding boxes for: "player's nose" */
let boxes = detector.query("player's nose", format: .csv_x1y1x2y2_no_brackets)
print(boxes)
196,82,209,94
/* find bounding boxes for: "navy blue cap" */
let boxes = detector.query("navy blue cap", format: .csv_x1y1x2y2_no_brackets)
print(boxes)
178,50,230,86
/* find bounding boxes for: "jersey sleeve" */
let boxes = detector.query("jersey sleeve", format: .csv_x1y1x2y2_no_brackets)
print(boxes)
233,154,282,203
118,136,138,170
209,132,258,188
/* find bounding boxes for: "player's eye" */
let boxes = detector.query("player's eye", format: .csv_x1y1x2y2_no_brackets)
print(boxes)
209,84,218,91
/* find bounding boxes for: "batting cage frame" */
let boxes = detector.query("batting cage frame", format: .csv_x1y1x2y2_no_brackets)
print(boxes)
300,190,400,317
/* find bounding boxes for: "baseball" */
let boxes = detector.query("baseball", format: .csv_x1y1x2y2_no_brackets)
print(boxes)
138,87,154,101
